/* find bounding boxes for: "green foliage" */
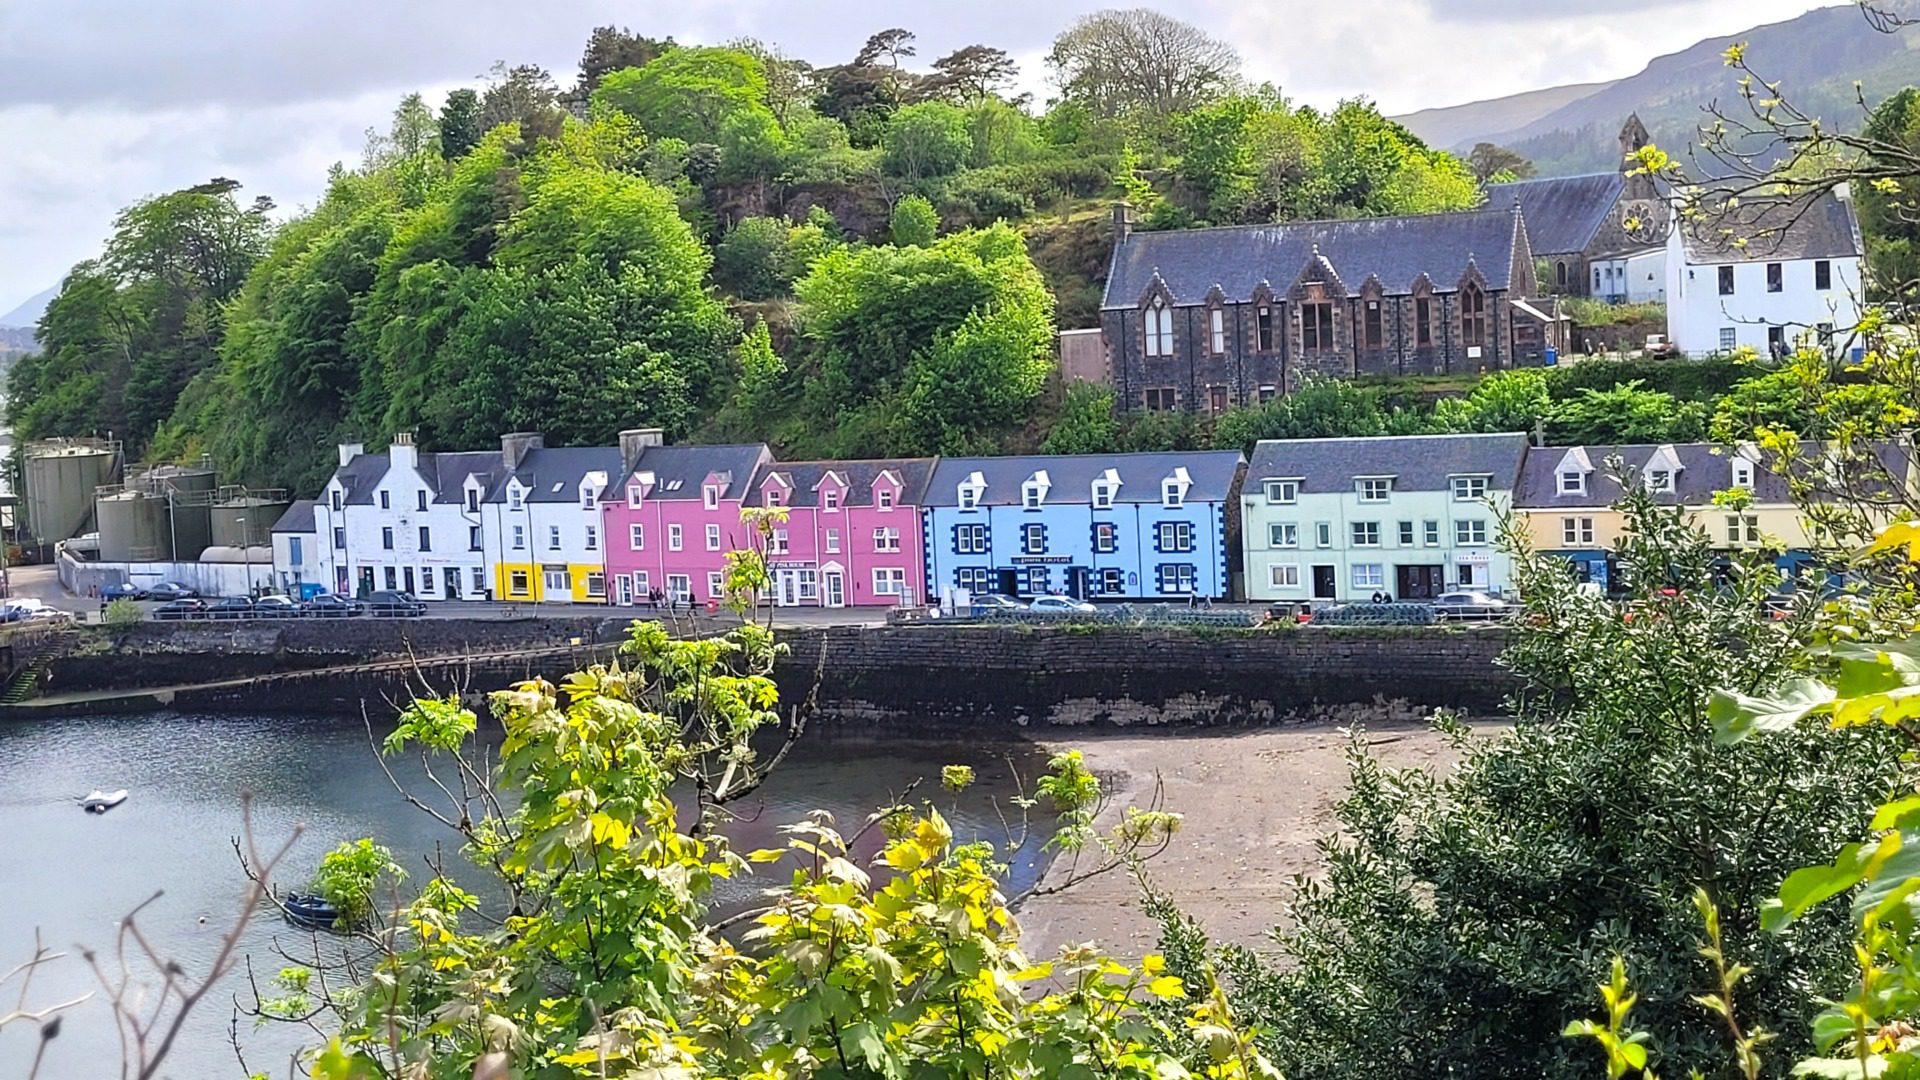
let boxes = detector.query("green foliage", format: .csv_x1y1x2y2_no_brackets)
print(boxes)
437,88,483,160
1161,487,1900,1080
1563,298,1667,329
1429,368,1553,433
712,216,793,300
1042,383,1121,454
1211,376,1388,451
888,194,939,247
883,101,974,180
101,598,143,629
310,838,402,929
1547,379,1707,444
1856,86,1920,301
592,46,774,147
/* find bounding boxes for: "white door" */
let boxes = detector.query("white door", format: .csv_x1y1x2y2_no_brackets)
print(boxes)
777,570,799,607
615,574,632,605
824,570,845,608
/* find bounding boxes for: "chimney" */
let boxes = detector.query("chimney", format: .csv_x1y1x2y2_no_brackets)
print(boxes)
337,442,365,468
619,427,666,467
1834,181,1852,203
500,432,545,472
388,430,417,470
1111,200,1134,245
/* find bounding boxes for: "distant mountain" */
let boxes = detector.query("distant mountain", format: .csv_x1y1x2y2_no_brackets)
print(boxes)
1396,2,1920,176
0,284,56,329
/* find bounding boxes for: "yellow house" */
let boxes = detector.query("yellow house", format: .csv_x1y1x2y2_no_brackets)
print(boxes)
478,438,620,604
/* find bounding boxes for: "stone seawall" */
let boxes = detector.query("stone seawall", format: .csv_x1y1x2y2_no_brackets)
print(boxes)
22,619,1515,726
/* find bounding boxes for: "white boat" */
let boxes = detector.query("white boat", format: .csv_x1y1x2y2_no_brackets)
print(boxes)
81,789,128,813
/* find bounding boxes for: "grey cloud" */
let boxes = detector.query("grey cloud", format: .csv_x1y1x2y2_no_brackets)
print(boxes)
1421,0,1702,20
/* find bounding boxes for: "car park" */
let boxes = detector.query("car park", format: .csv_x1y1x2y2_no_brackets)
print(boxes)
145,582,198,601
1028,595,1097,615
301,593,362,618
365,590,426,618
1433,591,1512,621
101,582,147,601
153,598,208,621
205,597,256,620
251,595,301,619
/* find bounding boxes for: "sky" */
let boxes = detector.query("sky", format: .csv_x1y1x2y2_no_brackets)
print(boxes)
0,0,1833,319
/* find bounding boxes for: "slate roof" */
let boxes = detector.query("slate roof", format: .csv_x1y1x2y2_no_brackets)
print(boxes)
750,459,936,509
333,454,390,506
1515,441,1911,508
619,444,771,502
1102,207,1521,309
423,451,502,505
1483,172,1624,256
1247,433,1531,494
924,452,1245,508
271,499,317,535
485,446,625,504
1677,187,1864,264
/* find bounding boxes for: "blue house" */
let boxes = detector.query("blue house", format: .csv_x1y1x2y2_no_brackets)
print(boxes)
923,452,1245,602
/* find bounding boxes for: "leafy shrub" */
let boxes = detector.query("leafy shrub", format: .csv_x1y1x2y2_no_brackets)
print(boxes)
889,194,939,247
102,598,143,628
712,216,792,300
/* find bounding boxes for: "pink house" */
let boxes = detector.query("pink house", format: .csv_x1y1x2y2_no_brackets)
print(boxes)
599,438,773,607
747,459,935,608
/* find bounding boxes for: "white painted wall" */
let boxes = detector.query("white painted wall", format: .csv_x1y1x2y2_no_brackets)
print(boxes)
1665,231,1861,356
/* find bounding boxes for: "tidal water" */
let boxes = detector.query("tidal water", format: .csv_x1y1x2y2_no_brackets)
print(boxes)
0,710,1055,1080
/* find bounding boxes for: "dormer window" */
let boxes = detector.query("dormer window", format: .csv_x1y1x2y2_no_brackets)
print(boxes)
766,488,784,508
877,488,895,511
703,485,720,511
1264,479,1299,505
330,490,342,512
823,489,840,513
1451,476,1488,501
1646,469,1674,493
1558,471,1586,496
959,485,980,511
581,488,597,511
508,486,524,511
1092,482,1114,510
1359,478,1391,502
465,488,479,513
1732,458,1755,489
627,485,644,509
1162,479,1184,507
1023,472,1052,509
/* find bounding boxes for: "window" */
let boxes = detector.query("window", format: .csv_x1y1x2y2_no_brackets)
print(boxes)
1452,476,1488,501
384,567,398,590
379,490,391,510
1143,298,1175,357
288,536,304,566
1363,301,1382,348
381,526,394,550
826,528,841,554
1316,522,1332,548
954,524,988,554
1209,385,1228,413
1359,478,1391,502
667,573,691,600
1352,563,1385,590
330,490,342,512
543,567,570,593
509,570,531,597
1145,387,1176,411
1159,564,1198,595
958,485,981,511
1209,307,1226,355
705,523,721,551
877,488,896,511
1162,479,1184,507
630,570,650,597
333,527,346,549
468,525,482,551
1424,520,1441,546
1718,265,1736,295
1415,297,1432,346
1398,521,1415,546
1461,283,1486,348
511,524,525,550
874,568,907,596
1816,259,1832,290
471,567,486,595
416,490,428,512
1302,302,1334,350
1455,519,1488,545
1726,514,1760,544
873,527,901,552
1269,564,1302,588
1558,470,1587,495
418,526,431,552
1264,479,1299,504
627,485,644,509
1768,325,1786,356
1259,384,1277,402
708,571,727,599
1023,523,1047,554
1097,568,1123,595
955,567,995,594
585,525,597,551
1562,517,1596,545
1269,523,1298,549
1733,459,1755,488
668,524,683,551
1556,261,1568,288
1766,262,1783,292
548,525,561,550
1351,522,1381,546
582,488,597,511
1094,522,1118,553
466,489,480,513
1092,482,1115,510
823,489,840,512
702,485,720,511
1023,482,1045,509
629,523,644,550
1025,566,1052,594
508,487,523,511
1647,469,1674,493
1257,306,1274,351
1157,521,1195,552
769,529,789,555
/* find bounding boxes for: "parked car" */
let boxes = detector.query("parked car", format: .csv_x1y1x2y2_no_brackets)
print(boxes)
1028,595,1097,615
145,582,198,601
1644,334,1678,358
153,598,208,621
1433,591,1512,620
301,593,362,618
365,590,426,618
2,599,74,624
101,582,147,601
968,594,1024,617
205,597,256,620
252,595,301,619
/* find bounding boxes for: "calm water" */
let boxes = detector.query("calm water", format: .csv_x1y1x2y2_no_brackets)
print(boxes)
0,711,1054,1080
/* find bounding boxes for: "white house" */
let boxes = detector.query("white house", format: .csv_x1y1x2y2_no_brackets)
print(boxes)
478,433,622,605
311,433,502,601
1665,185,1863,357
269,500,319,595
1592,249,1666,304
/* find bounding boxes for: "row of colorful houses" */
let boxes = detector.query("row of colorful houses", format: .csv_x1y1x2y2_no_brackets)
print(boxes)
269,429,1912,608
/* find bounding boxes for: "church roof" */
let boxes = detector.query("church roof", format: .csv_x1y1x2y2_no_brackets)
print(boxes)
1483,172,1624,257
1101,207,1520,309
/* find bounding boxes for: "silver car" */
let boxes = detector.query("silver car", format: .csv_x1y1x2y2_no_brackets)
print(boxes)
1433,591,1511,621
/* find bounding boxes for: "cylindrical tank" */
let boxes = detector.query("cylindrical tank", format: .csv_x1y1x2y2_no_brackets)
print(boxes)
137,464,217,498
210,497,288,550
95,491,173,562
135,465,220,560
24,443,119,543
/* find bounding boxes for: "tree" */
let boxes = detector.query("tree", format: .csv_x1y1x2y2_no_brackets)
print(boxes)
712,216,792,300
1855,86,1920,300
1048,9,1240,118
1042,383,1121,453
883,101,973,180
1211,376,1388,450
1428,368,1553,433
437,88,482,160
593,46,773,147
1466,142,1536,183
889,194,939,246
854,27,918,71
479,62,563,144
1548,380,1707,444
567,25,671,102
924,44,1019,101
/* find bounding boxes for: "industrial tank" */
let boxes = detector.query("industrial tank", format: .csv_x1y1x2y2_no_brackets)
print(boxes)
139,466,219,560
95,490,173,562
23,441,120,543
210,495,288,550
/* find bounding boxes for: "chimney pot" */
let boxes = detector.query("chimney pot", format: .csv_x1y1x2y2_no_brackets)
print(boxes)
1111,200,1134,245
619,427,666,466
338,442,365,468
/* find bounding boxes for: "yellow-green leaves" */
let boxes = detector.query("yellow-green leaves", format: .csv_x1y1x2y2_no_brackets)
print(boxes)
1710,678,1838,743
1564,957,1654,1078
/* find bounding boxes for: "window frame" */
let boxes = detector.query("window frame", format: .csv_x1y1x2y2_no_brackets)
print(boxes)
1351,521,1381,547
1718,265,1736,295
1268,522,1298,549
